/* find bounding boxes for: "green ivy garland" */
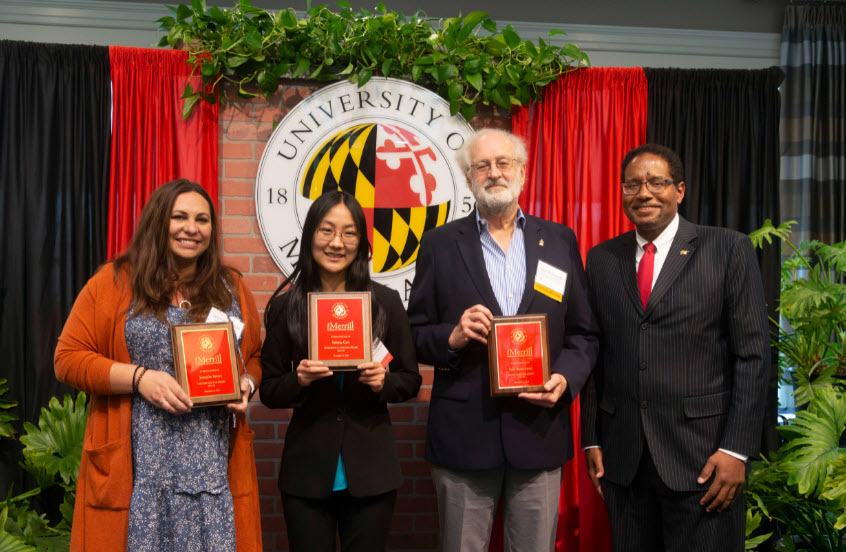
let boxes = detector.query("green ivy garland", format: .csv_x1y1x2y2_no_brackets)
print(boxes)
157,0,589,119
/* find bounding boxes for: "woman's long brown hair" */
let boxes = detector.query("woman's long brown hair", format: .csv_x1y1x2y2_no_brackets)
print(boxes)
113,179,235,321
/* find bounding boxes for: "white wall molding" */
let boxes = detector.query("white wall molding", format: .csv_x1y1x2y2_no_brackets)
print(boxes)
2,0,163,31
0,0,780,68
517,22,780,68
0,0,165,47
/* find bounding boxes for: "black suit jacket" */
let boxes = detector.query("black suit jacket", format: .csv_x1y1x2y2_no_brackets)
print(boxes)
259,282,421,498
581,217,769,492
407,212,599,470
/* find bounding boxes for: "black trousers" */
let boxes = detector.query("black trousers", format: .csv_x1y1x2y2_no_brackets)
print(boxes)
601,446,745,552
281,489,397,552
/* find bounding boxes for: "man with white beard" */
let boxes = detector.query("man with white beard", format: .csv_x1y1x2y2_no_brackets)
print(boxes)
407,129,599,552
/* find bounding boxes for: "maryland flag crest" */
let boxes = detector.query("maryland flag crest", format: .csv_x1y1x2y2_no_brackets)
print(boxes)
301,123,451,273
256,77,475,302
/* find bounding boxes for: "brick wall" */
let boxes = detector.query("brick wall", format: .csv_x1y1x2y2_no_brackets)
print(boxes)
219,79,510,551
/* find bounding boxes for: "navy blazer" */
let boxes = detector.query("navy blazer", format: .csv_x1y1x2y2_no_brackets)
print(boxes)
581,217,769,492
407,212,599,470
260,282,422,498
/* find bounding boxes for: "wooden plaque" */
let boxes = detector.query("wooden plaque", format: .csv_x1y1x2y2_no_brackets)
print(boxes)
308,292,372,370
488,314,550,397
171,321,242,406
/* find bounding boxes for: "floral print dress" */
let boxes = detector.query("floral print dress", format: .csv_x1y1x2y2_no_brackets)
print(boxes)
125,300,242,552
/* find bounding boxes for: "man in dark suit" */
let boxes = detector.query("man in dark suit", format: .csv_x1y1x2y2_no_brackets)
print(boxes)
581,143,769,551
407,129,599,551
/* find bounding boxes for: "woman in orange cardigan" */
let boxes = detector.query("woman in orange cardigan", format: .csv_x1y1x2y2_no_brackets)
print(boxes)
55,179,262,552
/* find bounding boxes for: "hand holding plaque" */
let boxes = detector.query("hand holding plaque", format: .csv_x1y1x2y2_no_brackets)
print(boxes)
487,314,551,397
171,321,242,407
308,292,373,370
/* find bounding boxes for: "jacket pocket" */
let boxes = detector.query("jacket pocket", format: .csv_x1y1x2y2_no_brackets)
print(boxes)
431,379,471,401
683,390,732,419
83,435,132,509
228,423,257,498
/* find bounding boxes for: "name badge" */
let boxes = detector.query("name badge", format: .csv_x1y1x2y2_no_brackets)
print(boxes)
534,260,567,302
206,307,245,341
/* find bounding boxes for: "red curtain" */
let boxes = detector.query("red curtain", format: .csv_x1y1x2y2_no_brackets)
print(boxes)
107,46,219,258
510,67,647,552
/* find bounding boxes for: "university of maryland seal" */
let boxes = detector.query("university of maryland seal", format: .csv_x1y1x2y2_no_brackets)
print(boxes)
331,303,349,320
255,77,475,303
199,334,215,352
511,329,527,345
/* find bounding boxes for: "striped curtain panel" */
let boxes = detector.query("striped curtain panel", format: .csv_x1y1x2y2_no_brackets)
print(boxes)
780,2,846,243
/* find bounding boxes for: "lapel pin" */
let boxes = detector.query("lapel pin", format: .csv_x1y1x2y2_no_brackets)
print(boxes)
680,250,689,255
539,239,544,246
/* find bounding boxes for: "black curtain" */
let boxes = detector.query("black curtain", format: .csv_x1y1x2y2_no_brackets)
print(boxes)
0,41,110,493
644,67,784,453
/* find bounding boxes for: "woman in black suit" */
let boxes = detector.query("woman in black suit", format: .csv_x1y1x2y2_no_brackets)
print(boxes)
260,191,421,551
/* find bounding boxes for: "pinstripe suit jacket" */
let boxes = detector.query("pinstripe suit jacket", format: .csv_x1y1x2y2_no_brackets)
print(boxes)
580,217,768,492
408,213,600,470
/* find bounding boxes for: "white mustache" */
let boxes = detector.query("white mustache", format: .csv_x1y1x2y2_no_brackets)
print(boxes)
484,178,510,189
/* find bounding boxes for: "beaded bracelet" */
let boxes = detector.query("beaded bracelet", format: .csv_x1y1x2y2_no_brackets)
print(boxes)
131,365,143,393
132,366,148,394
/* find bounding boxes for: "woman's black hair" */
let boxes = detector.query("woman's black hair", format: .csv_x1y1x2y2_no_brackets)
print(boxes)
264,191,385,353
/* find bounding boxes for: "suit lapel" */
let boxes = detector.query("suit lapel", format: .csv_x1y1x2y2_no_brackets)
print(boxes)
455,215,502,316
516,219,542,315
616,231,643,313
644,217,698,317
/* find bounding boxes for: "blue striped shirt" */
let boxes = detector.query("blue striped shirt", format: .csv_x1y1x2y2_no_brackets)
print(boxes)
475,208,527,316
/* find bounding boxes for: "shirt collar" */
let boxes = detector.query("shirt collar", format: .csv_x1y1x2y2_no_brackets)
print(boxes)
635,213,679,252
475,206,526,234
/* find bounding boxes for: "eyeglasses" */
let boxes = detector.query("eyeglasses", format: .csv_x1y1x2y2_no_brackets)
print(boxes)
621,178,676,195
315,227,360,245
471,158,519,176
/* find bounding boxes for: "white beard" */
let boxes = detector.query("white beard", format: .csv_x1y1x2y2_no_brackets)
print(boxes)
472,176,522,216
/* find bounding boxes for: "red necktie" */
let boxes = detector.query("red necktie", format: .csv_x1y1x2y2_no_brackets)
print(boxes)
637,242,656,309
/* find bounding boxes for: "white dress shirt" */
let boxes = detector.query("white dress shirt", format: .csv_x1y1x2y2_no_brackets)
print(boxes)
634,213,679,287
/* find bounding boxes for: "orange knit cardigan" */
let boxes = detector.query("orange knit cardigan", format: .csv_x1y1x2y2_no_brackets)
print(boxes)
54,263,263,552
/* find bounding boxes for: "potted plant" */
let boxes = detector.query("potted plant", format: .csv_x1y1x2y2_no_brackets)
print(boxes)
0,379,87,552
745,220,846,551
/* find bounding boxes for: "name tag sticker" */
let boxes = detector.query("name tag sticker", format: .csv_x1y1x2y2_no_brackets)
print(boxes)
534,260,567,302
206,307,244,341
373,338,393,369
206,307,228,323
229,317,245,341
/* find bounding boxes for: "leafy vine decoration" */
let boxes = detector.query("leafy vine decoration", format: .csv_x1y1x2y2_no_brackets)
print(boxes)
156,0,590,119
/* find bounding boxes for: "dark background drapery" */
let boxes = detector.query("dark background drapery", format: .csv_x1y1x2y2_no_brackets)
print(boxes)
0,41,111,495
780,2,846,244
644,67,784,453
645,68,783,236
